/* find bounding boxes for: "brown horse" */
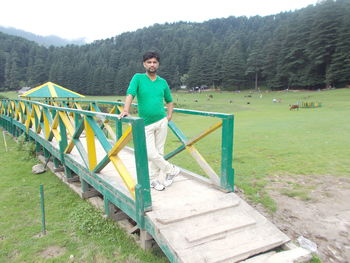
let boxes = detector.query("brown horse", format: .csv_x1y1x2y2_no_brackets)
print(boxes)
289,104,299,110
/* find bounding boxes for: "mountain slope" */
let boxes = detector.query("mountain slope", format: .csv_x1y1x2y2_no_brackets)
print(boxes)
0,26,86,47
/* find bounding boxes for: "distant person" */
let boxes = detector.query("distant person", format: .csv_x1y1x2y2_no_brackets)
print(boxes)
118,51,180,191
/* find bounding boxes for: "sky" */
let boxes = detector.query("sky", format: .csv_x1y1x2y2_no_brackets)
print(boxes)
0,0,319,43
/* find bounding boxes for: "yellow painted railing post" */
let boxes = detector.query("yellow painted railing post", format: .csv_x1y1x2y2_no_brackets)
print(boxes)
84,116,97,170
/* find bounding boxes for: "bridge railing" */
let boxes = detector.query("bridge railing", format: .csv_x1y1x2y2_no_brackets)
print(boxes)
0,98,234,228
39,98,235,191
0,98,151,228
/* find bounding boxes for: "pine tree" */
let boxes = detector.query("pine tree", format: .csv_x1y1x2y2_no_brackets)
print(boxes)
326,0,350,86
306,0,342,87
222,41,246,90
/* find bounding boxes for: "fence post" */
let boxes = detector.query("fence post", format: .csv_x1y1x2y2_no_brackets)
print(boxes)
116,120,122,141
58,112,68,165
40,184,46,235
220,115,235,192
132,118,152,211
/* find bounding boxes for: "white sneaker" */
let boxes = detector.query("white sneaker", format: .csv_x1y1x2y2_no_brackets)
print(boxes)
164,166,180,187
150,180,165,191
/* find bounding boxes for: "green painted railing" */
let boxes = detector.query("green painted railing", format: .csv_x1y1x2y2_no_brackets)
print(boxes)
1,98,235,190
0,98,151,230
44,98,235,191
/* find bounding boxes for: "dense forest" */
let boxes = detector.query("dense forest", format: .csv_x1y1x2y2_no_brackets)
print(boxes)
0,0,349,95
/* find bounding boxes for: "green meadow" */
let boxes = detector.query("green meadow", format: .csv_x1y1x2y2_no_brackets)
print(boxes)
0,133,168,262
2,88,350,209
1,88,348,262
89,88,350,210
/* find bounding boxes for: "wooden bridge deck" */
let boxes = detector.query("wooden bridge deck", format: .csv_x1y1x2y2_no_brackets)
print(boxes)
148,176,290,263
42,131,290,263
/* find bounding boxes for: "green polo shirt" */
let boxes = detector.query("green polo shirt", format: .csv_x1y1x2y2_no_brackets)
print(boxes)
127,73,173,126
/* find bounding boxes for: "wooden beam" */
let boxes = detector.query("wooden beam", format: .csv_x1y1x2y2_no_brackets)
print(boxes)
186,145,220,185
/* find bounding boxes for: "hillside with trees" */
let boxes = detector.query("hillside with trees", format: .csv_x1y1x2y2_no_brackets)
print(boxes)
0,26,86,47
0,0,349,95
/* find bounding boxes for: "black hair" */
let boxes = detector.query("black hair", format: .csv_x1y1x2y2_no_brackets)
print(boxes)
143,51,160,62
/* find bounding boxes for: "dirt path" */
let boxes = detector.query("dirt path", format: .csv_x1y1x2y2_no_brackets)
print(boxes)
240,175,350,263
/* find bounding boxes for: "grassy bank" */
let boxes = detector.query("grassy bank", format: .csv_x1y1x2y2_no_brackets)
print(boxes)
0,133,167,263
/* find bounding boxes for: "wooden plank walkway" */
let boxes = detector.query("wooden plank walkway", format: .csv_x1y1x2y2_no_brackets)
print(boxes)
148,175,290,263
39,131,290,263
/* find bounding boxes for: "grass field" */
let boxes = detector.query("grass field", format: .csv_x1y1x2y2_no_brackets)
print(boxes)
2,88,350,209
0,133,168,263
1,88,348,262
143,88,349,211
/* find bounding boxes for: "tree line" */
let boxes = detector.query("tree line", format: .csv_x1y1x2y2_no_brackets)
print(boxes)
0,0,349,95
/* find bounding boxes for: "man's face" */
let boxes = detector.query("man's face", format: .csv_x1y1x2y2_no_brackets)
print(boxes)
143,57,159,74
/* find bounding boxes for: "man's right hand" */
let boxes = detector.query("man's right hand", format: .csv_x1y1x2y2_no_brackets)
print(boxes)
118,95,133,119
118,111,130,119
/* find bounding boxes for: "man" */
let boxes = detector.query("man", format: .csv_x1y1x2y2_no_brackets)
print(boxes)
118,51,180,191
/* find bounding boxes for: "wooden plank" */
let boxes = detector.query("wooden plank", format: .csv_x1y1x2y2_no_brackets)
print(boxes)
185,216,256,243
147,179,289,263
208,240,286,263
100,105,117,140
186,145,220,185
108,125,132,157
239,251,276,263
58,111,74,137
140,230,153,250
264,247,311,262
72,139,89,168
67,176,80,183
129,225,140,235
113,211,130,221
187,120,222,147
84,117,97,170
109,155,136,199
65,119,85,154
175,227,288,263
50,113,61,141
82,189,100,199
85,116,112,153
43,111,50,140
164,121,222,160
155,198,240,225
241,248,311,263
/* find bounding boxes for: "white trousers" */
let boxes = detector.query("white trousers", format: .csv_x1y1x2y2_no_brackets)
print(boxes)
145,117,173,182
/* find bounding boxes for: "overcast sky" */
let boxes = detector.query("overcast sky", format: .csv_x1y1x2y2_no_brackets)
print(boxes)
1,0,319,42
